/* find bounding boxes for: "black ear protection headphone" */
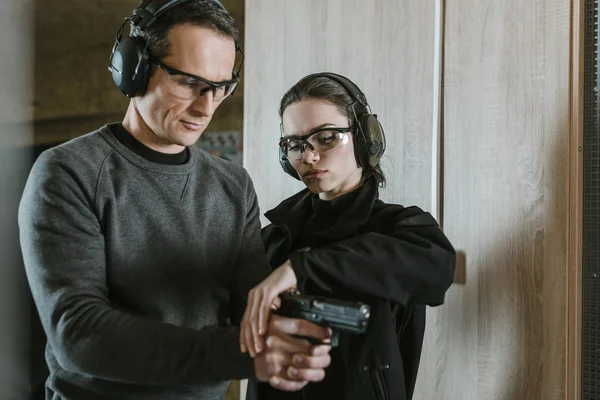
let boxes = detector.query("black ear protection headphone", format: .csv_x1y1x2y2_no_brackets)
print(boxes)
279,72,387,180
108,0,237,98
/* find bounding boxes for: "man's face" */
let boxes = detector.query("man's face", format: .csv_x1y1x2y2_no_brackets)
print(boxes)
134,24,236,151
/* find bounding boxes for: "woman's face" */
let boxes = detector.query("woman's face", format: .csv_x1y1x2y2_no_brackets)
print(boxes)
281,98,363,200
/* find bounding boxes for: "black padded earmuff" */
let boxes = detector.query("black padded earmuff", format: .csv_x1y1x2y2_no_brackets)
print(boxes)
279,72,386,180
108,0,229,98
279,138,302,180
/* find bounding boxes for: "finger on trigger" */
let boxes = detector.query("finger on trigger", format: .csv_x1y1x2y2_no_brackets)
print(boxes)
264,333,310,356
275,317,330,341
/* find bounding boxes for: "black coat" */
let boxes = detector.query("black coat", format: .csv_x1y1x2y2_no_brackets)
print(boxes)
246,179,456,400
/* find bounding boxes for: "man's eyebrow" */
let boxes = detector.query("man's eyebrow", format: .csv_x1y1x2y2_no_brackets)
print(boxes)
180,75,234,86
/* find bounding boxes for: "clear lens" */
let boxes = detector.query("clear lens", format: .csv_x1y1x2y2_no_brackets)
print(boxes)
281,130,349,161
168,75,237,102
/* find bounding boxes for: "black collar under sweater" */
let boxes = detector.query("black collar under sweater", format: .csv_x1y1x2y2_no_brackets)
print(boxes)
111,123,189,165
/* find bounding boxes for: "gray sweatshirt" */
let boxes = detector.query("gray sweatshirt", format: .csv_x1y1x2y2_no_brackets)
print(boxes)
18,124,271,399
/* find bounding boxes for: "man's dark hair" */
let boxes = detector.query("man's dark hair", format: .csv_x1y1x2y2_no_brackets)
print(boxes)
131,0,239,60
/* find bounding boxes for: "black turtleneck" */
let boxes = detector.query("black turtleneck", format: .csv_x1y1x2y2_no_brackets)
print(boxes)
293,187,362,251
111,123,189,165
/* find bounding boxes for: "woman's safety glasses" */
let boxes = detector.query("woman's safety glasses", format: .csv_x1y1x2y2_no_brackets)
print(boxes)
279,127,352,162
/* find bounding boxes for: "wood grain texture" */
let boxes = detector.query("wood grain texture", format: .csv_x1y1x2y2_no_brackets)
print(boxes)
244,0,437,224
567,0,584,397
417,0,571,399
245,1,575,399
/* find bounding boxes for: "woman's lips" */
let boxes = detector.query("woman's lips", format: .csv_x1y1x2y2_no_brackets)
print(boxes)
303,170,328,179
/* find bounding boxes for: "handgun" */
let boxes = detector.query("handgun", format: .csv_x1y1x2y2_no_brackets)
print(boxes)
274,291,371,347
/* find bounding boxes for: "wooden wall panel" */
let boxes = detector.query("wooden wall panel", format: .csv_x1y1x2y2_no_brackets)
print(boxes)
567,0,585,397
245,1,575,399
415,1,571,399
244,0,436,221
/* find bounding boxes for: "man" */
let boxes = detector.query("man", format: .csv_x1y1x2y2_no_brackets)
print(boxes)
18,1,331,399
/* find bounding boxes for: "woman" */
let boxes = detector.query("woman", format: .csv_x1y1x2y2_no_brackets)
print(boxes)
242,72,456,400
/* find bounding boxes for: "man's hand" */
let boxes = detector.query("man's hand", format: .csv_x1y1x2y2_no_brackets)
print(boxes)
253,314,332,391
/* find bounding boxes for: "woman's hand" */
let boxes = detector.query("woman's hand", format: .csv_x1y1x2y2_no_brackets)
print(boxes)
240,259,298,357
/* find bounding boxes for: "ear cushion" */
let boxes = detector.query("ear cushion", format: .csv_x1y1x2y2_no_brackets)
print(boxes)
279,147,301,180
110,35,151,97
357,113,386,167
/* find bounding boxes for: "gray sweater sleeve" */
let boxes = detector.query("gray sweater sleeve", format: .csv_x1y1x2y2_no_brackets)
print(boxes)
228,179,272,326
18,152,256,385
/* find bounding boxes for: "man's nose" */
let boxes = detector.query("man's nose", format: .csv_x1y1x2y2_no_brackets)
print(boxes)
189,91,215,118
